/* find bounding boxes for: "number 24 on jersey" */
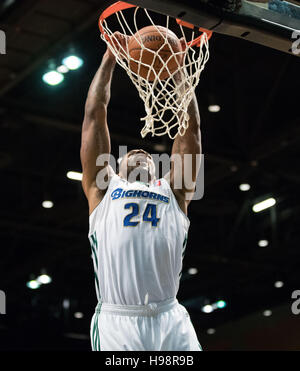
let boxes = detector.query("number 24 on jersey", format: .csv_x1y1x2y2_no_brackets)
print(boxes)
123,203,160,227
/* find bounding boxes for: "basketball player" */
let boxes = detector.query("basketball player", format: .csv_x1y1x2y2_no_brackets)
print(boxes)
80,33,202,351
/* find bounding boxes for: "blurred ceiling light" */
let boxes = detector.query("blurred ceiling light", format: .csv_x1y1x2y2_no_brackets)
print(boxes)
62,55,83,70
202,304,213,313
67,171,82,181
42,71,64,86
263,310,272,317
252,198,276,213
216,300,227,309
202,299,227,314
37,274,52,284
74,312,84,319
57,65,69,74
64,333,89,340
208,105,220,113
188,267,198,275
26,280,40,289
274,281,284,288
207,328,216,335
258,239,269,247
42,200,54,209
239,183,251,191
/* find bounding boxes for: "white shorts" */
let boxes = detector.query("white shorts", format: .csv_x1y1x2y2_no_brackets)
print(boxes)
90,297,202,351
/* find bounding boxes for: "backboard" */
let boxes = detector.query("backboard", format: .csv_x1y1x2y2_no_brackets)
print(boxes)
126,0,300,56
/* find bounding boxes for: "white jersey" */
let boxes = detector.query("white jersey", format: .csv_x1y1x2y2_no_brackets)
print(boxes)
88,174,190,305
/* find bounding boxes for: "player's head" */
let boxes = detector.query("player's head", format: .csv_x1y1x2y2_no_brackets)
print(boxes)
118,149,156,183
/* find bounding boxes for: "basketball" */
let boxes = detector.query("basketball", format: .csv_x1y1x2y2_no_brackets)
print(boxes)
128,25,183,81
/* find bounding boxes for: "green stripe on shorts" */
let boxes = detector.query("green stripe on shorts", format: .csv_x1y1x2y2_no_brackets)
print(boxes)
93,303,102,351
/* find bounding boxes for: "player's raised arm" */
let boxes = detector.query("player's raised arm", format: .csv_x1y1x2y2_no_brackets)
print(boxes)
165,71,202,215
80,46,117,214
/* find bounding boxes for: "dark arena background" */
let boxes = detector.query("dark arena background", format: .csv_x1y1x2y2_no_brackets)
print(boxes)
0,0,300,351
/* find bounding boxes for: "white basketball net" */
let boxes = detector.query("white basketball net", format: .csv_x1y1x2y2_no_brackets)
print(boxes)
99,5,210,139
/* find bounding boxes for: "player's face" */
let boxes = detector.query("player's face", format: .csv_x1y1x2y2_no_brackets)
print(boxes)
119,149,156,183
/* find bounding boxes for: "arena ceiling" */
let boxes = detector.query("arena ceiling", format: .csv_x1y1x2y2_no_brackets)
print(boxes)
0,0,299,349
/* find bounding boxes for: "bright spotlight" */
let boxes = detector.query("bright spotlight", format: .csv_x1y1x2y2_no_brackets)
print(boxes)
252,198,276,213
202,305,213,313
239,183,251,191
42,200,54,209
37,274,52,284
74,312,84,319
62,55,83,70
26,280,40,289
263,310,272,317
258,239,269,247
57,65,69,74
42,71,64,86
207,328,216,335
208,105,220,113
216,300,227,309
67,171,82,181
188,267,198,275
274,281,284,288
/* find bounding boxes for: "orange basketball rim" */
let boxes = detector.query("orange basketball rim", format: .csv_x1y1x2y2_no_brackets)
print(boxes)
97,1,212,139
98,1,213,47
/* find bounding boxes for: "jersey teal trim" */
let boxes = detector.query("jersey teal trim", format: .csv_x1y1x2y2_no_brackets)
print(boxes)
92,302,102,351
179,233,188,280
89,231,100,301
90,233,98,270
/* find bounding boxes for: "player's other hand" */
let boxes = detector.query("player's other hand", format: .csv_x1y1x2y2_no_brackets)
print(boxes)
107,31,129,59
